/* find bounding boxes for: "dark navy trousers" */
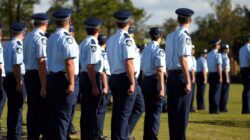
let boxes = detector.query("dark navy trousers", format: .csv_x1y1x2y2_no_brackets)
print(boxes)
47,72,75,140
142,75,163,140
189,72,196,111
219,71,230,112
3,73,25,140
240,68,250,114
80,72,103,140
68,76,79,134
0,77,6,120
128,80,145,135
109,73,137,140
208,72,222,114
167,70,190,140
96,75,111,136
196,72,206,110
24,70,50,140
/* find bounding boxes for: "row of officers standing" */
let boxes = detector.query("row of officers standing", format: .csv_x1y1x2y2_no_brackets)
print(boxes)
0,7,249,140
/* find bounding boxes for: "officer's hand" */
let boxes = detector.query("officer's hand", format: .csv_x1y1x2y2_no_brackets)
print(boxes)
92,87,99,96
192,78,195,84
226,79,230,84
16,84,22,94
103,86,108,96
159,89,165,98
219,78,223,83
127,84,135,95
66,84,74,95
203,80,207,84
40,87,47,98
185,83,191,94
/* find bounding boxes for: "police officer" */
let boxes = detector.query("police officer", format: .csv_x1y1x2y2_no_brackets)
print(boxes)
127,27,145,140
46,8,78,140
220,43,230,112
189,45,197,112
3,22,26,140
239,35,250,114
207,39,222,114
79,17,107,140
0,24,6,132
196,49,208,110
106,9,137,140
23,13,49,139
141,27,165,140
165,8,194,140
97,34,111,140
67,25,80,136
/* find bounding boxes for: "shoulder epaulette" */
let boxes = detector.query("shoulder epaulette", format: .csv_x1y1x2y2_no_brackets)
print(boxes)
91,39,96,44
17,41,22,46
39,32,45,36
184,31,190,36
124,33,130,39
64,32,70,36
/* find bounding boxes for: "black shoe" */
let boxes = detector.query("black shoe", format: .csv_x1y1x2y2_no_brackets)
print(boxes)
220,109,228,113
190,109,197,113
128,135,135,140
69,130,80,135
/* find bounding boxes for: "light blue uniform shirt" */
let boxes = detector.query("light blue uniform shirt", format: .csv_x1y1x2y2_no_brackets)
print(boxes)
221,52,230,71
188,55,197,72
23,28,47,70
207,49,222,73
165,27,192,70
196,56,208,72
106,29,136,74
141,41,165,76
239,44,250,68
134,48,141,78
46,28,77,73
101,47,110,75
0,43,5,77
4,38,25,74
79,36,103,73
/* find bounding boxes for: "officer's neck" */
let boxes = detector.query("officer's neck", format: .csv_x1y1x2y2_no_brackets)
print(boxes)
13,33,24,41
37,26,47,33
179,23,190,29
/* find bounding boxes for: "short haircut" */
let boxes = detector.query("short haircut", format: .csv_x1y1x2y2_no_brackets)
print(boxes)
177,16,190,24
86,27,99,35
150,33,162,41
55,19,69,28
117,22,129,29
33,21,47,28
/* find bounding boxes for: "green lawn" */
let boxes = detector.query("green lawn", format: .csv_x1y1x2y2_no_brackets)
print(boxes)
1,84,250,140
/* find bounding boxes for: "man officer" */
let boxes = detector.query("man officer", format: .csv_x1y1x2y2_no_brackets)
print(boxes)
106,9,137,140
239,35,250,114
196,49,208,110
3,22,26,140
79,17,108,140
46,8,78,140
23,13,49,139
165,8,194,140
207,39,222,114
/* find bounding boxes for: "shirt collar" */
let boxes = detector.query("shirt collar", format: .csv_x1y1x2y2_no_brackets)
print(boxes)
117,29,129,34
12,37,23,45
34,28,45,35
178,26,189,33
56,28,70,34
151,40,160,46
212,48,218,53
88,35,99,44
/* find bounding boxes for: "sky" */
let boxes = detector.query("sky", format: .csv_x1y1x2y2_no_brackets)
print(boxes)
34,0,250,32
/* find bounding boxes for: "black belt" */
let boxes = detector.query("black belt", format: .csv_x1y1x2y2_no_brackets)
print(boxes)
26,69,38,73
48,71,66,75
169,69,182,74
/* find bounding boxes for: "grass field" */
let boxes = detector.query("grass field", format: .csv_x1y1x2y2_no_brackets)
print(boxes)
0,84,250,140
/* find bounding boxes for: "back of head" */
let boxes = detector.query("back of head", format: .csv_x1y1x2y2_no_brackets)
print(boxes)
149,27,162,41
32,13,49,28
52,8,72,28
113,9,132,29
175,8,194,25
84,17,101,36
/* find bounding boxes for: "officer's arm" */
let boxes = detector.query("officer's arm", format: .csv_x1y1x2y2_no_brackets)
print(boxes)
180,56,191,93
65,58,75,94
87,64,99,95
156,66,164,97
13,64,22,92
218,64,222,82
101,71,108,95
0,64,2,80
192,69,195,83
38,57,47,96
125,58,135,94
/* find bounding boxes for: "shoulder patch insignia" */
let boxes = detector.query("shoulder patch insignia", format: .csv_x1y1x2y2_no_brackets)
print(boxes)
158,49,164,57
41,38,47,45
64,32,70,36
66,37,73,44
91,39,96,44
102,53,107,59
17,41,22,46
124,33,130,39
16,47,23,54
126,39,132,46
91,45,97,52
186,38,191,45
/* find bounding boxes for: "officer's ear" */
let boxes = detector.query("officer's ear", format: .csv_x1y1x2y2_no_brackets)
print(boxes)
188,18,192,24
